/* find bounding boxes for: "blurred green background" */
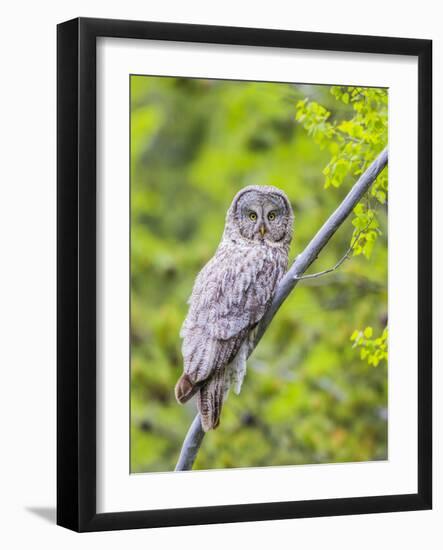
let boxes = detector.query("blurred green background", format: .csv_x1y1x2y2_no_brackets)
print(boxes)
130,76,388,472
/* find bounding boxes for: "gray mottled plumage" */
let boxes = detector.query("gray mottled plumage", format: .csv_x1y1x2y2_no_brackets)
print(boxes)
175,185,294,431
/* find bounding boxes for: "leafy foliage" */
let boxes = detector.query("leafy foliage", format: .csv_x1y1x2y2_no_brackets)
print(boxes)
130,77,388,472
351,326,388,367
295,86,388,259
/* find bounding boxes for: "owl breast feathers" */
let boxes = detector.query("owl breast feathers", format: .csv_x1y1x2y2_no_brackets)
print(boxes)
175,185,294,431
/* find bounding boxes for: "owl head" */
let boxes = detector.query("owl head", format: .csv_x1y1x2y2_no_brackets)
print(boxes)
224,185,294,247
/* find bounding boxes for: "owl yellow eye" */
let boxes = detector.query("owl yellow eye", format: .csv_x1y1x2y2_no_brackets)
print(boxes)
249,211,257,221
267,212,276,221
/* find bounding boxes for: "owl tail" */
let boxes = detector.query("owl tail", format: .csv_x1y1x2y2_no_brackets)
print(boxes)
175,373,200,404
197,368,228,432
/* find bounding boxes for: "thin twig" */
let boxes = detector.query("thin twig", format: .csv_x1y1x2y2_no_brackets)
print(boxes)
294,212,376,281
293,244,354,281
175,147,388,471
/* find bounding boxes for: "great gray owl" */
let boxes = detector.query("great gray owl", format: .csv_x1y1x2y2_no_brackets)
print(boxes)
175,185,294,431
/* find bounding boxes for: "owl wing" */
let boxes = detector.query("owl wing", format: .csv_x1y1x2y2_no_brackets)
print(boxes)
177,245,284,394
176,246,286,431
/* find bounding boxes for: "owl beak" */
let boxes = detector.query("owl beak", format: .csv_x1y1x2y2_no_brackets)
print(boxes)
259,224,266,237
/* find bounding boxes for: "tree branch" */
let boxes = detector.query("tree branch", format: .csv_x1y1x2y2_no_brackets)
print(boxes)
175,147,388,472
175,414,207,471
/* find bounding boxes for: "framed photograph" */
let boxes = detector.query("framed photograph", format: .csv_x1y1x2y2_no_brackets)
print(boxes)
57,17,432,531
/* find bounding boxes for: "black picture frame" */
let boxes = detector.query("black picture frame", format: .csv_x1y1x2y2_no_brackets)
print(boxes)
57,17,432,532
